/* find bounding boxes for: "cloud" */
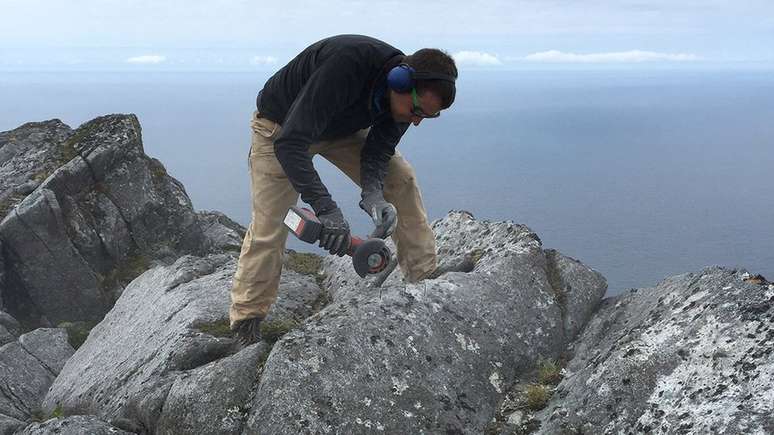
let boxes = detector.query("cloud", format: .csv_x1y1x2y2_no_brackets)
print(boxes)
452,51,502,67
251,55,278,65
523,50,700,63
126,55,166,64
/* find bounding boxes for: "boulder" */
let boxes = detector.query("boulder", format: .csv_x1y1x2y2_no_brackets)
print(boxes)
243,211,606,434
0,119,73,223
532,267,774,434
197,210,245,254
18,328,75,374
43,252,326,434
16,415,135,435
0,115,208,328
0,311,20,347
0,327,72,429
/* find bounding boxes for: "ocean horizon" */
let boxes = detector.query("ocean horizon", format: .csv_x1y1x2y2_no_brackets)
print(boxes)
2,68,772,295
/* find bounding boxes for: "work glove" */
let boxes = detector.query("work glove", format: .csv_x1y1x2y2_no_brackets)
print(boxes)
359,191,398,239
317,208,351,257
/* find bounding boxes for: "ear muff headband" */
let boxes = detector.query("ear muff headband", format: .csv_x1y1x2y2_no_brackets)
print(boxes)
387,63,456,93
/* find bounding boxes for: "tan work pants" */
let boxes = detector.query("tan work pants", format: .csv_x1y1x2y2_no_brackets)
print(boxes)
229,111,437,326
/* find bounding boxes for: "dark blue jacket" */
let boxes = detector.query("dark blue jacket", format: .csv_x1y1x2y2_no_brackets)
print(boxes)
257,34,409,214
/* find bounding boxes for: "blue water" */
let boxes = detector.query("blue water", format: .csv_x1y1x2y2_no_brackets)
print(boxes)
1,69,773,295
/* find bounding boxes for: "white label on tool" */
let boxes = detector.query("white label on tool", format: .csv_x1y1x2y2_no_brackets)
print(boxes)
284,209,302,233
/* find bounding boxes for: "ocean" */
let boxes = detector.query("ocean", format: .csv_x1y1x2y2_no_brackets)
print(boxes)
1,68,772,295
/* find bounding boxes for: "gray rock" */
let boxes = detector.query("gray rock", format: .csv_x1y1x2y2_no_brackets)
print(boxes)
197,210,245,254
0,414,25,435
533,267,774,434
0,342,56,422
18,328,74,375
0,115,208,328
16,415,134,435
244,211,606,434
43,253,324,434
0,312,20,346
155,343,268,435
0,119,73,223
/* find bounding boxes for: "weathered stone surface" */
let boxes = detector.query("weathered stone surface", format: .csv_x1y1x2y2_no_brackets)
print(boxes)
197,210,245,254
155,342,268,435
16,415,135,435
0,327,73,432
244,211,607,434
18,328,74,375
0,312,20,346
532,267,774,434
0,414,25,435
0,119,73,223
0,115,207,328
0,342,56,422
43,253,324,434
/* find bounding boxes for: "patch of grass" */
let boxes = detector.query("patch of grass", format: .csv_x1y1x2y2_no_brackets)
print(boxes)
0,193,25,221
100,254,151,294
30,404,65,422
525,383,552,411
196,319,232,338
260,318,299,345
148,158,168,180
537,358,563,385
57,321,98,350
470,248,485,264
285,251,323,276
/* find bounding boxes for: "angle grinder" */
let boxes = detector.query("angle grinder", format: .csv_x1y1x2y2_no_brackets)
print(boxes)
283,206,392,278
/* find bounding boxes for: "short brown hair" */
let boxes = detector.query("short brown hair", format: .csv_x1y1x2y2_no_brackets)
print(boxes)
404,48,458,109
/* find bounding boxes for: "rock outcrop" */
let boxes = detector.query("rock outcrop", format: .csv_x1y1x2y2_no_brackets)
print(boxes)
244,211,606,434
5,114,770,434
17,415,134,435
524,267,774,434
0,115,211,329
43,211,606,434
0,326,74,434
42,253,325,435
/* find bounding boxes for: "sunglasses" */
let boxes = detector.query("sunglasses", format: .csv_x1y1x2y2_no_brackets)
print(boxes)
411,88,440,119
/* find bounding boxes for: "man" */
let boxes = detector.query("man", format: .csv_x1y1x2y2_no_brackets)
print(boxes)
230,34,458,346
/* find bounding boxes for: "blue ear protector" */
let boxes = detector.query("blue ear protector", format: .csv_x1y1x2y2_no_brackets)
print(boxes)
386,63,456,93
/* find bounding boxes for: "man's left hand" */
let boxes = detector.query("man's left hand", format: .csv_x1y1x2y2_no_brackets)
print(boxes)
359,191,398,239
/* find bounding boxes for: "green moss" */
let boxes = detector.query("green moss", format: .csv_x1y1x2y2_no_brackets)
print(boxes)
285,251,323,276
50,405,64,419
525,383,552,411
60,122,96,164
0,193,25,221
470,248,485,264
537,358,563,385
57,321,98,350
148,159,168,180
260,318,299,344
30,404,65,422
196,319,232,338
100,254,151,295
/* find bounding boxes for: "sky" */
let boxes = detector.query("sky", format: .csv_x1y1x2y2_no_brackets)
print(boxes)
1,0,773,70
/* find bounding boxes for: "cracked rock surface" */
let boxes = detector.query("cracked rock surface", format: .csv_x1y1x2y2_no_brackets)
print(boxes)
17,415,134,435
532,267,774,434
42,253,325,435
0,324,73,434
0,115,214,329
245,211,606,434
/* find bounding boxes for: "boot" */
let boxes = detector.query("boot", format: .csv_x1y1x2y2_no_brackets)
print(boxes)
231,317,263,347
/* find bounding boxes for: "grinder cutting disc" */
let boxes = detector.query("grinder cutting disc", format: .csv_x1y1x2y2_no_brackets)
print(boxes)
351,238,391,278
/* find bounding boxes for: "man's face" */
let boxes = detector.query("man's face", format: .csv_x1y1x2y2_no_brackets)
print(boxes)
389,89,443,126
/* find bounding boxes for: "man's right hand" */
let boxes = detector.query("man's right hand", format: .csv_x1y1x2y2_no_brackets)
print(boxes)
317,208,351,257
